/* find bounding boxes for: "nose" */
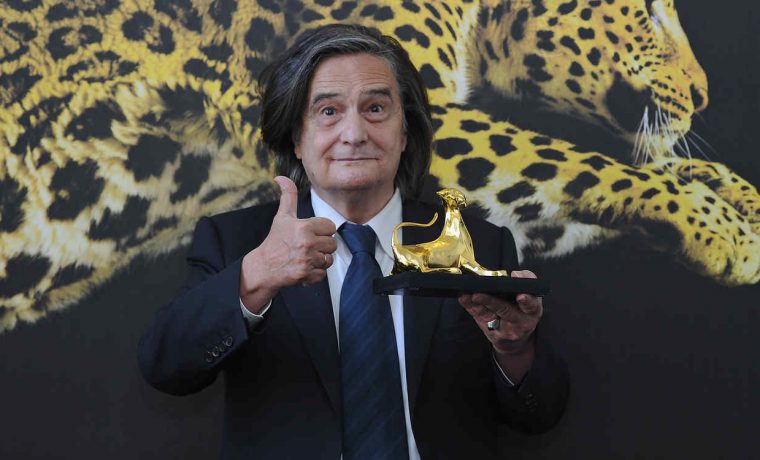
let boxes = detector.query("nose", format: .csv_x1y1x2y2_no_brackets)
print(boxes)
690,84,709,113
339,110,368,146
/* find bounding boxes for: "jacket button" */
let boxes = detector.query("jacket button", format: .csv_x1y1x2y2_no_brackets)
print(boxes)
212,346,220,357
205,351,214,363
224,336,234,347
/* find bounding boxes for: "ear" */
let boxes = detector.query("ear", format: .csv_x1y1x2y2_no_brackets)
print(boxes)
293,141,302,160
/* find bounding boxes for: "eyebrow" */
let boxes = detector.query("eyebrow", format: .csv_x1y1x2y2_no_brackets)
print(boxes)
309,87,394,107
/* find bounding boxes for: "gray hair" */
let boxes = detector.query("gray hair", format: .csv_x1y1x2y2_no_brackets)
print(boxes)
258,24,433,198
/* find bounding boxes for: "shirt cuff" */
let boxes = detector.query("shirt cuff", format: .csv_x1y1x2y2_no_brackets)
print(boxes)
240,298,272,329
492,351,517,387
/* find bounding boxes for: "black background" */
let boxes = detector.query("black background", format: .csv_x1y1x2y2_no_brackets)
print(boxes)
1,2,758,458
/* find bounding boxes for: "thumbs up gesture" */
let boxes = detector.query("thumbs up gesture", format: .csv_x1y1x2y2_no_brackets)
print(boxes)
239,176,337,313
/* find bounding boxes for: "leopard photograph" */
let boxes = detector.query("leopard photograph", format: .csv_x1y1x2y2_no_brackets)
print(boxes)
1,0,759,333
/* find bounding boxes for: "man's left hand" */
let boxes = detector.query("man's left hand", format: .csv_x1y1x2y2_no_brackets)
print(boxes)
458,270,543,381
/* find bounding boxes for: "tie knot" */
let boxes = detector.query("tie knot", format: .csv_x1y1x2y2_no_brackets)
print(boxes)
340,223,377,255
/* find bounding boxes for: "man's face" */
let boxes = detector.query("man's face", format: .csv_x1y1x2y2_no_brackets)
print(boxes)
294,53,407,202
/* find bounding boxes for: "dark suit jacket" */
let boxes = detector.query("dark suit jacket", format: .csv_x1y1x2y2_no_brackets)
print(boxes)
138,197,569,459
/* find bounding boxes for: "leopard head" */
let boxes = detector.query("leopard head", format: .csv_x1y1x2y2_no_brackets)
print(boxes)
476,0,708,164
437,188,468,210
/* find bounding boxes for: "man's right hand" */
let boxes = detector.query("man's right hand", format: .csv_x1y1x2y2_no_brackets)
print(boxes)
239,176,337,313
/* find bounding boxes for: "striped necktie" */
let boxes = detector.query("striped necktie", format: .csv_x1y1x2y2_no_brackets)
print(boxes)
338,223,409,459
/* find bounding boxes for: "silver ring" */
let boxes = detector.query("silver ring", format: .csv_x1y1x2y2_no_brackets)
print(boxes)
487,318,500,331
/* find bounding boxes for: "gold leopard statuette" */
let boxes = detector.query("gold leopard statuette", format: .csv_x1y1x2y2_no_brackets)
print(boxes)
391,189,508,277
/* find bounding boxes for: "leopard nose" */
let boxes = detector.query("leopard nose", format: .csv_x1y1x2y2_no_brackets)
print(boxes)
690,84,709,113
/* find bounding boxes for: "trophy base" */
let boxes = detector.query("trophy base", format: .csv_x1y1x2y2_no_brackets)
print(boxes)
374,272,550,299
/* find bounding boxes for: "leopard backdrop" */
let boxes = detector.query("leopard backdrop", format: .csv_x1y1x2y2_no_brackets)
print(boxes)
1,0,759,332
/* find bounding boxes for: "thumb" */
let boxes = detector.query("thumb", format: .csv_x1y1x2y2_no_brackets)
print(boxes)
274,176,299,217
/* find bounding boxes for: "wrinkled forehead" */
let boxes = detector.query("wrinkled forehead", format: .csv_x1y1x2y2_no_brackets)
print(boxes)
306,53,401,102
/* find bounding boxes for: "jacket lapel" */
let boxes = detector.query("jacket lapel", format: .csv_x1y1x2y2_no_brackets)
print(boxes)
279,195,341,415
401,201,445,416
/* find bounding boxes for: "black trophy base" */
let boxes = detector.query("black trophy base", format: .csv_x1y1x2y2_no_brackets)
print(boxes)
374,272,550,299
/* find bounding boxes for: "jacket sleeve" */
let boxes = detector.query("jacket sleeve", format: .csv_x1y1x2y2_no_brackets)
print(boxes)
493,226,570,434
137,216,251,396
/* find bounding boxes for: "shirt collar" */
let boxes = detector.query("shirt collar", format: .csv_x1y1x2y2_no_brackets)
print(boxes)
310,188,403,260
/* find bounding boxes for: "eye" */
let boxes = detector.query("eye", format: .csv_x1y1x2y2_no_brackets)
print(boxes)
321,106,336,116
369,103,384,113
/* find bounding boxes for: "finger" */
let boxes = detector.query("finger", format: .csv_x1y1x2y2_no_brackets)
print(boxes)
274,176,299,217
510,269,537,279
310,251,333,269
308,217,338,236
516,294,542,315
311,235,338,254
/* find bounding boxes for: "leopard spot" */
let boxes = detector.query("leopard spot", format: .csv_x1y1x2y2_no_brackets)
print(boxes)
395,25,430,48
0,254,50,298
457,158,495,191
489,134,517,156
558,0,578,14
50,263,95,289
0,176,27,232
581,155,612,171
623,169,651,181
460,120,490,132
664,180,679,195
526,226,565,251
510,8,529,41
45,3,77,21
563,171,600,198
201,42,234,61
88,196,151,242
515,203,543,222
0,67,41,106
524,54,553,82
245,18,276,53
64,101,126,141
171,155,212,203
578,27,595,40
640,188,660,199
126,135,181,181
498,181,536,203
5,0,42,12
402,1,420,13
565,79,582,94
537,148,567,161
530,136,552,146
435,137,473,159
48,25,102,60
560,36,581,55
611,179,632,191
586,47,601,66
530,1,548,16
47,159,105,220
257,0,282,13
536,30,555,51
330,1,357,20
569,62,585,77
208,0,237,29
122,12,175,54
522,163,558,181
155,0,203,32
419,63,444,89
425,18,444,37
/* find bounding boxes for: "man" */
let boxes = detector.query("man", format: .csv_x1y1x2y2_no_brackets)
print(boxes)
139,24,568,459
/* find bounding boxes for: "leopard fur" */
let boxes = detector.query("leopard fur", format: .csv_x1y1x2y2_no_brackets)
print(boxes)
1,0,758,331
